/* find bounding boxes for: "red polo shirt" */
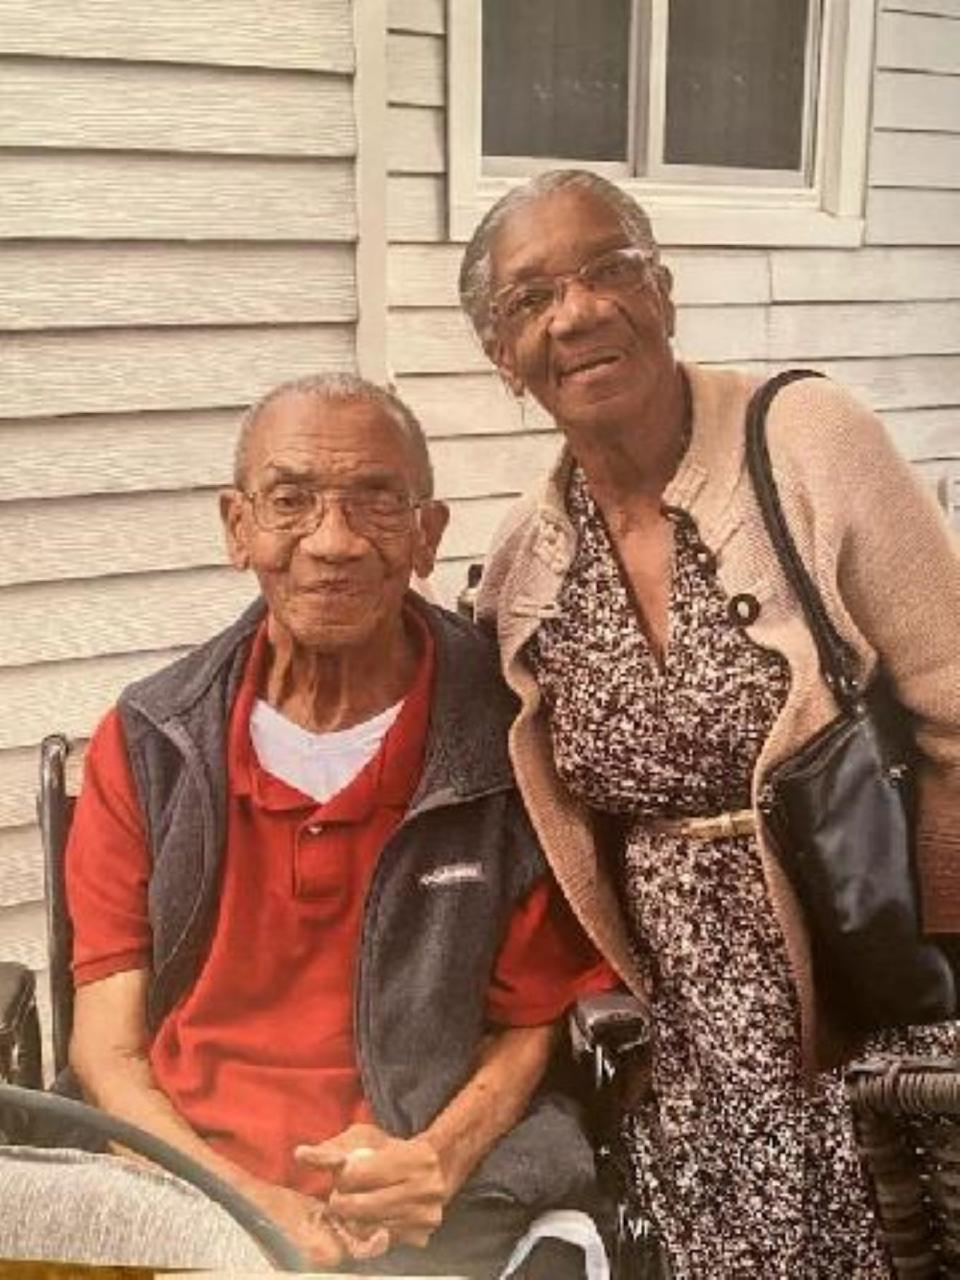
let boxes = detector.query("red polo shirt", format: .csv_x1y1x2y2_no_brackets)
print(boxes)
67,613,614,1192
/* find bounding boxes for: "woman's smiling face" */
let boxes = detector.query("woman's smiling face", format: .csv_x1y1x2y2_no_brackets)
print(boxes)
487,188,676,433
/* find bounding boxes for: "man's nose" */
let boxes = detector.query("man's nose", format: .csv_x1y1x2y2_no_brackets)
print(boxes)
297,498,366,557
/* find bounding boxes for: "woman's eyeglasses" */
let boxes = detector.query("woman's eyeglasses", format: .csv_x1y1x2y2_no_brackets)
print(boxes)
491,246,658,337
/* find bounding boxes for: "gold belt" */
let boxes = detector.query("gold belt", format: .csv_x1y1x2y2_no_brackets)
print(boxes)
645,808,758,840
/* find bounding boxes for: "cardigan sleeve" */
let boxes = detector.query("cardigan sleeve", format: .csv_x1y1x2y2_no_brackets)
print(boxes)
475,491,538,628
790,381,960,932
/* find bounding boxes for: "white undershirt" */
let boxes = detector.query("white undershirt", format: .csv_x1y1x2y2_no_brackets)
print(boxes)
249,697,403,803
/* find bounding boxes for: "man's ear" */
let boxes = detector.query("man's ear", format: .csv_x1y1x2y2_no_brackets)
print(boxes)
220,489,251,570
412,500,450,578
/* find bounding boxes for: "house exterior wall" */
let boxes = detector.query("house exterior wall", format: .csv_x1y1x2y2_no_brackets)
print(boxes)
0,1,361,1004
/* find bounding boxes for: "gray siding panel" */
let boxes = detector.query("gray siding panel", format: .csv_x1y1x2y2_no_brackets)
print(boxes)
0,0,361,963
883,2,960,17
2,326,356,420
0,652,193,753
866,189,960,244
2,409,239,500
387,33,444,105
874,70,960,132
877,11,960,72
1,244,357,330
0,59,355,156
871,131,960,189
0,155,357,240
771,247,960,300
388,0,445,35
0,570,256,668
0,0,355,71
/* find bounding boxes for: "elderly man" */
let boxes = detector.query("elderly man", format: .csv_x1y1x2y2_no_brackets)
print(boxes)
64,374,611,1277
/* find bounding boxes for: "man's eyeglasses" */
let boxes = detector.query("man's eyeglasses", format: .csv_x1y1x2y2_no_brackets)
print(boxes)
491,245,658,337
242,483,423,539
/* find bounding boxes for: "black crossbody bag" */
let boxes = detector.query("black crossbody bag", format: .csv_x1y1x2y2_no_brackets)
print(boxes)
746,369,956,1032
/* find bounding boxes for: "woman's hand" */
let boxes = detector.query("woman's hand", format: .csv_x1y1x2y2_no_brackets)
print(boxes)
296,1121,446,1249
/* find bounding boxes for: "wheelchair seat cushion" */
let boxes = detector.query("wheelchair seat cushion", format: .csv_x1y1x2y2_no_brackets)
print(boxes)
0,1145,271,1271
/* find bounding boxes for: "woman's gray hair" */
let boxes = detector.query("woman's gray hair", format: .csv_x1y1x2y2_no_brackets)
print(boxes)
458,169,660,345
234,373,434,498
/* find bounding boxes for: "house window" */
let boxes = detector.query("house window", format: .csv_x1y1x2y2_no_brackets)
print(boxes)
448,0,875,247
483,0,816,184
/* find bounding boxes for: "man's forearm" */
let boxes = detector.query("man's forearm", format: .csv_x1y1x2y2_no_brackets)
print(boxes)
423,1021,558,1196
72,1040,266,1198
74,1034,357,1267
70,973,268,1200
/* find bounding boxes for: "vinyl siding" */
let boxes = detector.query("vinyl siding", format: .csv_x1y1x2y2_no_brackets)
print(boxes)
0,1,359,984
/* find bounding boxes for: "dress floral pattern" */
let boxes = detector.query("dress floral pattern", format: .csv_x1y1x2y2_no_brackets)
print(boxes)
525,466,959,1279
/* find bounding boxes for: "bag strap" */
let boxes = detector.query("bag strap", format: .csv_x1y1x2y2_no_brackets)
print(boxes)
744,368,862,710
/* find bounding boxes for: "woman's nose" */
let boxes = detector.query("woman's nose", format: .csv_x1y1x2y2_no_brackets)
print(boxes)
548,278,600,334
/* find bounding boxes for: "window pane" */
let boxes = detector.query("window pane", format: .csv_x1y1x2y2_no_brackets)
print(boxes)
483,0,631,162
664,0,811,170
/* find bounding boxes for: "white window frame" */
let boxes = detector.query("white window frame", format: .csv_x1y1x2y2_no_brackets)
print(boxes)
447,0,877,247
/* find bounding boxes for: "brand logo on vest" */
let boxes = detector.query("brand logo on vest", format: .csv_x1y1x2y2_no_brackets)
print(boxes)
418,862,485,887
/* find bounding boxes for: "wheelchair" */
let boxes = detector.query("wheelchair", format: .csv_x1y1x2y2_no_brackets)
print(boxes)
0,734,668,1276
0,738,312,1269
10,727,953,1277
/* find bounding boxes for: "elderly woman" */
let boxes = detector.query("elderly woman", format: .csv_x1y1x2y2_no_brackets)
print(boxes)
459,168,960,1277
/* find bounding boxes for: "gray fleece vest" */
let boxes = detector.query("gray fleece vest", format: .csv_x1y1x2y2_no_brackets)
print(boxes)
115,595,595,1209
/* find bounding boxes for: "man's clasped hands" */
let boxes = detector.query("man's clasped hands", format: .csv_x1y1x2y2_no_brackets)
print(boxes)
245,1122,448,1267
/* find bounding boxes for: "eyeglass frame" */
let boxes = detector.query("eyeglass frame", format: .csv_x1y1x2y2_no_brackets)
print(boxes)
238,482,426,540
489,244,661,337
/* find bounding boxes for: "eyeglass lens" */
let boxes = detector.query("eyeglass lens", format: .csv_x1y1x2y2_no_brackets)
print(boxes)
252,486,414,537
497,248,651,331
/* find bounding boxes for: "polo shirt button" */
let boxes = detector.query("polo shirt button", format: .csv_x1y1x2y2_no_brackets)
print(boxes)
306,822,325,836
728,593,760,626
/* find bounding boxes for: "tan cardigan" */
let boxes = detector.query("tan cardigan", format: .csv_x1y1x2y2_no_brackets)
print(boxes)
477,363,960,1076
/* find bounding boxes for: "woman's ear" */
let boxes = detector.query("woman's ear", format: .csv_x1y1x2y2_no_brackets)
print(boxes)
484,334,525,398
654,264,676,339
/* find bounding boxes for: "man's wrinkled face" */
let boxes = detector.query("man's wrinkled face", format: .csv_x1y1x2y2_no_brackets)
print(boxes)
221,393,447,654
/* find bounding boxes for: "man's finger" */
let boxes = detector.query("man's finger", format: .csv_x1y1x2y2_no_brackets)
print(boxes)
329,1182,445,1225
328,1218,391,1260
391,1225,436,1249
295,1143,377,1169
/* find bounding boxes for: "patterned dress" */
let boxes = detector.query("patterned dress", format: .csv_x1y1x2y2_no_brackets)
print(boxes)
526,466,959,1279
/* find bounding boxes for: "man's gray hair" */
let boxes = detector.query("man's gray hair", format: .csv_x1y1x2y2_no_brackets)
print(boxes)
234,373,434,498
458,169,659,346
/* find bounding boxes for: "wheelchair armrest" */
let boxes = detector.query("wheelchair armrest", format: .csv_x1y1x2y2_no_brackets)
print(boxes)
571,991,648,1072
0,962,42,1090
570,990,652,1132
568,994,669,1274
